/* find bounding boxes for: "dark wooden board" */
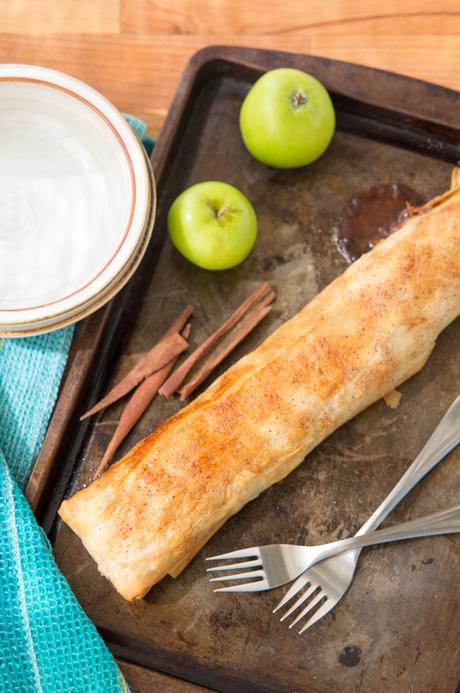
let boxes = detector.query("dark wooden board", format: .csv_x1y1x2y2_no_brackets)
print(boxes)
39,47,460,691
116,658,210,692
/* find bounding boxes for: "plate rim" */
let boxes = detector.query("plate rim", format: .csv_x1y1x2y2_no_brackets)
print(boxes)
0,64,151,323
0,147,156,337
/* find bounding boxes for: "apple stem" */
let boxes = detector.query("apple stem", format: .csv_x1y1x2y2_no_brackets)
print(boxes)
216,204,232,220
291,91,308,108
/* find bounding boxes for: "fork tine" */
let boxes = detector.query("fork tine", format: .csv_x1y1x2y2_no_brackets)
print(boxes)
273,573,309,613
279,583,318,622
213,578,270,593
206,559,262,572
206,547,260,561
289,591,327,629
209,569,264,583
298,599,334,635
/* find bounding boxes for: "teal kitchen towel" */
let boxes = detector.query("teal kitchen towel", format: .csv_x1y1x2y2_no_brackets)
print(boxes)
0,452,127,693
0,330,75,490
0,116,153,692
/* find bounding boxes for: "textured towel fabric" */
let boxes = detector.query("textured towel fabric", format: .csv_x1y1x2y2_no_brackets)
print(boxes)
0,116,152,692
0,454,127,693
0,330,75,490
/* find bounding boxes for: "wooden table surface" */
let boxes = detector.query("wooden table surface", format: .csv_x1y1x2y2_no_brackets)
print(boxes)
1,0,459,137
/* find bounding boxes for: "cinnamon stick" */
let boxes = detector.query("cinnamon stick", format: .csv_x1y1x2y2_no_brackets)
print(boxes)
179,293,274,400
81,305,193,421
159,283,273,398
93,322,192,480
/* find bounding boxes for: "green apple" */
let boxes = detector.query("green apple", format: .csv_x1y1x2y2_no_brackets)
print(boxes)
239,67,335,168
167,181,257,270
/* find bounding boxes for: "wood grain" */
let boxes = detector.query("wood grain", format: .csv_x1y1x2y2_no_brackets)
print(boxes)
121,0,460,36
1,0,120,34
0,1,459,136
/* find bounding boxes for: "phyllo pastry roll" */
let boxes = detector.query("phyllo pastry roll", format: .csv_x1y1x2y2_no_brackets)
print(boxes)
59,180,460,601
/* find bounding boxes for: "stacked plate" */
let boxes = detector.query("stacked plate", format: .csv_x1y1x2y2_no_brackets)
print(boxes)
0,64,156,337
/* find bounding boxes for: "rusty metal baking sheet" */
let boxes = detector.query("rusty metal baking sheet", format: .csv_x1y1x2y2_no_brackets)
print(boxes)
52,49,460,692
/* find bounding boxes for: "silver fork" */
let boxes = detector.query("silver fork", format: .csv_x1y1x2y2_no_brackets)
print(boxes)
207,504,460,597
273,393,460,633
208,395,460,612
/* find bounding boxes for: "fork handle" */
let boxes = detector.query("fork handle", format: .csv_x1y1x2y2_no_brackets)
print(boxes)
357,394,460,537
318,504,460,561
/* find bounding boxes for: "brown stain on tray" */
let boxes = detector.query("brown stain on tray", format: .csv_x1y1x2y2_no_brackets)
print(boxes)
335,183,426,262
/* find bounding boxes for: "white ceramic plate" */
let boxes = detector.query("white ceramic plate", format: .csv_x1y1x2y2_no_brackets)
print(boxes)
0,149,155,335
0,199,154,337
0,64,151,326
0,146,156,337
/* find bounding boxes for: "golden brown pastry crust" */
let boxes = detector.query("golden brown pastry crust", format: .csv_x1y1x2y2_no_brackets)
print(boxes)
59,185,460,601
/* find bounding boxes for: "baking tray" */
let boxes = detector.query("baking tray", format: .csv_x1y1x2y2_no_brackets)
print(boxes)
33,47,460,692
